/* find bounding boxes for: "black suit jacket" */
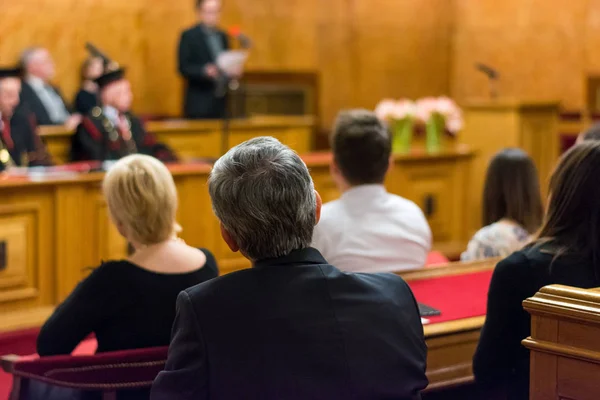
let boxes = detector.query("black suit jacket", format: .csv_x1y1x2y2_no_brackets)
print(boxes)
1,109,52,168
70,107,177,162
19,81,71,126
178,24,229,119
151,248,428,400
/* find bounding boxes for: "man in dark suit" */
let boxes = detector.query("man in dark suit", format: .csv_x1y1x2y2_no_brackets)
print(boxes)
0,65,52,170
70,67,176,162
19,47,81,128
151,137,428,400
178,0,231,119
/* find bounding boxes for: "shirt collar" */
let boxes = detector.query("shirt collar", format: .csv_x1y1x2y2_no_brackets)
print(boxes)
103,105,119,124
341,184,387,201
26,76,46,91
253,247,327,269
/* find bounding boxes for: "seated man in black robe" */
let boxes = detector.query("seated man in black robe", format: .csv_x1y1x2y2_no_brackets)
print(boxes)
70,67,177,162
0,65,53,170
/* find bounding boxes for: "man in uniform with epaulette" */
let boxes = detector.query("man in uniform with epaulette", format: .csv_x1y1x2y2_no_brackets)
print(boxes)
0,65,53,171
70,66,177,162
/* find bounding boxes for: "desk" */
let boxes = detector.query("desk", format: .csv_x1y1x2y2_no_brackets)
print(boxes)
399,258,498,390
39,115,315,164
0,146,474,335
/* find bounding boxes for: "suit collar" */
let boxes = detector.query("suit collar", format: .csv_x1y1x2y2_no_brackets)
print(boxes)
253,247,328,269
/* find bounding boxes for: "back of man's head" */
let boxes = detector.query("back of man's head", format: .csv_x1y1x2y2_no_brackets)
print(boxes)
331,109,391,186
209,137,317,261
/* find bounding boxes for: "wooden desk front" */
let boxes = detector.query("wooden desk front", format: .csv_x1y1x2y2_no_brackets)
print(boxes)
39,116,315,164
400,259,497,391
0,147,474,333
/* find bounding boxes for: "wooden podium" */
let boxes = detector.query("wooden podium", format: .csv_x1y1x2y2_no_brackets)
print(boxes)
523,285,600,400
461,99,559,233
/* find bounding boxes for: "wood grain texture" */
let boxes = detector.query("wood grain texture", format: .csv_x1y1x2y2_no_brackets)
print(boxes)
0,0,453,128
452,0,600,111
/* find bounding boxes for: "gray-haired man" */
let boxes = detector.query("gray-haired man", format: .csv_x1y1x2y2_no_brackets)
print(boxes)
151,137,428,400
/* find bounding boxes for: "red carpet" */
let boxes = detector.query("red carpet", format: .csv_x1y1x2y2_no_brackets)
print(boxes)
408,270,493,324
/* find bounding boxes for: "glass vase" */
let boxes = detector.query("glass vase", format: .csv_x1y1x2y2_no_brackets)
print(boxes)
392,118,414,154
426,113,444,153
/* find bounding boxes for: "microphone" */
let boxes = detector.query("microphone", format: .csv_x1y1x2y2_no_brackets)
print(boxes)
475,63,499,80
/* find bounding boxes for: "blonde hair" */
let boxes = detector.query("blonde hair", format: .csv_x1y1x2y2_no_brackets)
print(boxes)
103,154,179,245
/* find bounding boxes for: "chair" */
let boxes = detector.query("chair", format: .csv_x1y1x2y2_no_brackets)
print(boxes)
1,346,168,400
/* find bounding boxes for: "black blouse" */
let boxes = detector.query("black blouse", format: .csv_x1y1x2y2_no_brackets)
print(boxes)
473,246,598,399
37,248,218,356
74,89,99,115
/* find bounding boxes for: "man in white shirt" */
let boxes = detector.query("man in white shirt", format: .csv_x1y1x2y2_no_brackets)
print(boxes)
312,109,432,273
19,47,81,128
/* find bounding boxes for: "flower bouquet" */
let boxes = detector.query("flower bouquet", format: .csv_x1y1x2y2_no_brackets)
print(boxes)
374,99,417,154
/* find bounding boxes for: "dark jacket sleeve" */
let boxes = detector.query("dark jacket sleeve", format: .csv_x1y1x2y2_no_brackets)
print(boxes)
71,117,105,161
131,116,178,162
178,30,213,84
26,114,53,167
473,252,533,386
150,291,208,400
37,265,115,356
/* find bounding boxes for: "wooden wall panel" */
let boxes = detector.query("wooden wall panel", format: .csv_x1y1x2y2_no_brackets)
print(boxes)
0,0,453,128
451,0,598,110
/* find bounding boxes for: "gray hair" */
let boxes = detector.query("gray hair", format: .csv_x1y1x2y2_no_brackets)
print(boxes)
208,137,317,261
20,47,44,70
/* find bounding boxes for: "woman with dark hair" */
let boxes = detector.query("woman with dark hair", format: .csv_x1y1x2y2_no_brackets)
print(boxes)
473,141,600,399
74,56,103,115
461,148,543,261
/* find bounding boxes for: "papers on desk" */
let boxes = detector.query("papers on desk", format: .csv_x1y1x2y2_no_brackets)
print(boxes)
216,50,248,75
4,161,104,181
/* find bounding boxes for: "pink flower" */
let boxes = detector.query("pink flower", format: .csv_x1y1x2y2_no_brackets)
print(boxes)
435,97,463,134
415,97,439,122
374,99,416,122
374,99,398,122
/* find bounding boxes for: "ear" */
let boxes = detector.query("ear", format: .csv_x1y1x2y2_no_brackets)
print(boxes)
220,222,240,253
329,159,347,191
314,190,322,225
387,155,394,174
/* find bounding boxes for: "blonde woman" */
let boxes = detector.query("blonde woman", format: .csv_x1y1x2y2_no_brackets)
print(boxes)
37,154,218,356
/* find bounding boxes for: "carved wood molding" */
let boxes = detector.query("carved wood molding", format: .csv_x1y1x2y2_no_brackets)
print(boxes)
523,285,600,324
522,338,600,364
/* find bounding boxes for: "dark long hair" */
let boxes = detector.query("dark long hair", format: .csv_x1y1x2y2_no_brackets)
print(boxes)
482,148,543,233
533,141,600,275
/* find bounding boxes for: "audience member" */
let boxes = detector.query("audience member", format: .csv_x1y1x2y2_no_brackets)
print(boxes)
74,56,103,115
461,148,543,261
312,109,432,272
0,65,52,169
473,141,600,399
70,66,177,162
151,137,428,400
19,47,81,128
37,154,218,356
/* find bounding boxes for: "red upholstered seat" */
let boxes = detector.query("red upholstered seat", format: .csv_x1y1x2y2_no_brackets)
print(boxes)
1,346,168,399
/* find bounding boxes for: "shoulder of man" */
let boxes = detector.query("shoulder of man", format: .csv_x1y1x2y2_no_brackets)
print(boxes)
79,107,108,140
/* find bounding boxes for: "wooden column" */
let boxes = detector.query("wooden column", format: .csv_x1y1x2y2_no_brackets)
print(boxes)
461,99,559,234
523,285,600,400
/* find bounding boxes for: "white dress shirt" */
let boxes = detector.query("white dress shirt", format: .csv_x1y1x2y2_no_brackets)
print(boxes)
312,184,432,273
27,76,70,124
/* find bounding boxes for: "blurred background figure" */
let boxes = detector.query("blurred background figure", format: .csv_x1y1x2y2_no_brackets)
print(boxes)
70,66,177,162
19,47,81,128
74,56,104,115
461,148,543,261
0,64,52,169
178,0,230,119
